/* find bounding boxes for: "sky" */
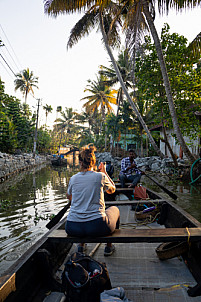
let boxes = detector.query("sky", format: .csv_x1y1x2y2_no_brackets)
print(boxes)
0,0,201,128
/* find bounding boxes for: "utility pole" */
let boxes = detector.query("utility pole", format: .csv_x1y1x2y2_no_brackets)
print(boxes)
33,98,41,158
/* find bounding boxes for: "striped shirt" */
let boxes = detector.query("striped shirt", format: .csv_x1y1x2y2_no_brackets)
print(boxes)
120,157,141,177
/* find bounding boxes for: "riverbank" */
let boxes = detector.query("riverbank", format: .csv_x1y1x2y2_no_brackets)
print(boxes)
95,152,194,181
0,152,48,183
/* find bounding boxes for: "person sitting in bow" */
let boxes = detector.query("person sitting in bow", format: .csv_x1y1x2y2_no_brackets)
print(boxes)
65,145,120,256
119,149,142,188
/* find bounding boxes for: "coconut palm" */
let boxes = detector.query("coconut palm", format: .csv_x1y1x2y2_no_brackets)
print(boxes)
55,107,81,150
14,68,39,103
55,107,79,134
44,0,200,162
187,32,201,60
81,74,117,120
100,49,133,116
56,106,62,118
44,0,165,158
43,104,53,124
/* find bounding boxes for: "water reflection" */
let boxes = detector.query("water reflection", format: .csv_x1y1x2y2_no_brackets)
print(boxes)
0,159,79,275
0,160,201,276
141,175,201,221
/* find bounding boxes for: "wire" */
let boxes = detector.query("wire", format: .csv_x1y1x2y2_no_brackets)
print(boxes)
0,53,16,76
0,45,18,75
0,59,15,79
0,24,22,69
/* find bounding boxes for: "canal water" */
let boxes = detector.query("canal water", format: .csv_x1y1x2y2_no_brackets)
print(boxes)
0,160,201,276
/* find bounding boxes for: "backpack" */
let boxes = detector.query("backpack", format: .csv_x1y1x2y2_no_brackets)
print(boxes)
134,184,149,200
62,252,112,302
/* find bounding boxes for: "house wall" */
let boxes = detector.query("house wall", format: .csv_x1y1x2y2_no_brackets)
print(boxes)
160,129,200,158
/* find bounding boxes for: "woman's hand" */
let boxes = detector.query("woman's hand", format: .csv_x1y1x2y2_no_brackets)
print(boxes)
98,162,106,173
99,162,115,194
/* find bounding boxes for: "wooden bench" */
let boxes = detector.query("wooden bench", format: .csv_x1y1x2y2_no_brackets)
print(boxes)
105,199,165,206
48,227,201,244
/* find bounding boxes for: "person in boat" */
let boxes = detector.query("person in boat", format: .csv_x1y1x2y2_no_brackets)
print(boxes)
105,160,114,179
119,149,143,188
65,145,120,256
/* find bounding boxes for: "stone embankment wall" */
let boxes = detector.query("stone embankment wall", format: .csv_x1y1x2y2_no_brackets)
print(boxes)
0,152,48,182
95,152,189,177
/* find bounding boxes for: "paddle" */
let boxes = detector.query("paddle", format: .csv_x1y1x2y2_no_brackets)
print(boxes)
141,171,178,200
46,201,71,229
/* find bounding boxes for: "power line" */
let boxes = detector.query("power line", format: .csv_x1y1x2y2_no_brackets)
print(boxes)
0,44,18,75
0,38,20,72
0,59,15,79
0,24,22,69
0,53,16,76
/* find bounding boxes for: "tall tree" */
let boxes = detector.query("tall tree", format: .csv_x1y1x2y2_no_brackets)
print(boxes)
135,25,201,151
44,0,164,158
99,49,133,116
14,68,39,103
44,0,201,163
43,104,53,124
55,107,80,149
81,74,117,121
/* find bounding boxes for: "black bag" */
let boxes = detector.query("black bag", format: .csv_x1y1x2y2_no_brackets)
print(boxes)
62,252,112,302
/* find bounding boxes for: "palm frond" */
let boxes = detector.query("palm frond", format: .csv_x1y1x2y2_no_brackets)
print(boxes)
67,8,99,48
157,0,201,14
187,32,201,60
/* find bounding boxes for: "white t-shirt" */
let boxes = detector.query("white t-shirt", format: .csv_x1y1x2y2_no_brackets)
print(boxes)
67,171,114,222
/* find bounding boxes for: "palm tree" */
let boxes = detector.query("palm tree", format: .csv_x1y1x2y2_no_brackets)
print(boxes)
43,104,53,124
140,0,197,163
187,32,201,60
100,49,133,116
44,0,165,158
14,68,39,103
82,74,117,150
44,0,199,163
81,74,117,121
56,106,62,119
55,107,80,151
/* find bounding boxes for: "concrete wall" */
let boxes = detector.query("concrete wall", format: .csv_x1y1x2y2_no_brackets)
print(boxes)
160,129,200,158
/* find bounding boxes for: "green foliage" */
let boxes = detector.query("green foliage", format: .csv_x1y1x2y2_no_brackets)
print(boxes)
0,78,52,154
135,24,201,143
105,113,121,142
37,127,52,154
14,68,39,102
0,199,12,210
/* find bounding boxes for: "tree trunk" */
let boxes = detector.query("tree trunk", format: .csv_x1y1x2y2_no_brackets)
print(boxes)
33,98,40,157
99,13,165,159
142,0,196,165
160,108,178,167
161,123,178,167
140,129,143,157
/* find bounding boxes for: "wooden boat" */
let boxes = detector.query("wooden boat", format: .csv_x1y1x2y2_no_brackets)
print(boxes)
1,185,201,301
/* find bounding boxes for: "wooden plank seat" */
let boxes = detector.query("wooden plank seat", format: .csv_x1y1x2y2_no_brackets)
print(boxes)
105,199,165,206
116,188,135,191
48,227,201,244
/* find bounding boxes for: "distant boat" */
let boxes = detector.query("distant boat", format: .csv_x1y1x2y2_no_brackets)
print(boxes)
51,154,67,166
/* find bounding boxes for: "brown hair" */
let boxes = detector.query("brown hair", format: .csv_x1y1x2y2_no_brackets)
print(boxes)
79,145,96,169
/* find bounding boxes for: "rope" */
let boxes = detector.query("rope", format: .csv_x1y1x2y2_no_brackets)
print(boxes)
189,158,201,185
186,227,191,246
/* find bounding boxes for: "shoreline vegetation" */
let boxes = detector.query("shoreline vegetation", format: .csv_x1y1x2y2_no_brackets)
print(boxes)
0,151,199,185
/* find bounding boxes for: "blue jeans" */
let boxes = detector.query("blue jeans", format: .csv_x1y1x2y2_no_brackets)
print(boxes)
119,173,141,188
65,206,120,237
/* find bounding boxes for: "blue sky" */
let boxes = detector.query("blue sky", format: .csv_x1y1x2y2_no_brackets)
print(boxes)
0,0,201,127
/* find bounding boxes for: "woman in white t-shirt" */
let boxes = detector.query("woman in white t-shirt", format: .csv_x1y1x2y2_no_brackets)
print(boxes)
65,145,120,256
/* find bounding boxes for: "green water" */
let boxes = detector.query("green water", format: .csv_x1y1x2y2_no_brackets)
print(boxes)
0,163,201,276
